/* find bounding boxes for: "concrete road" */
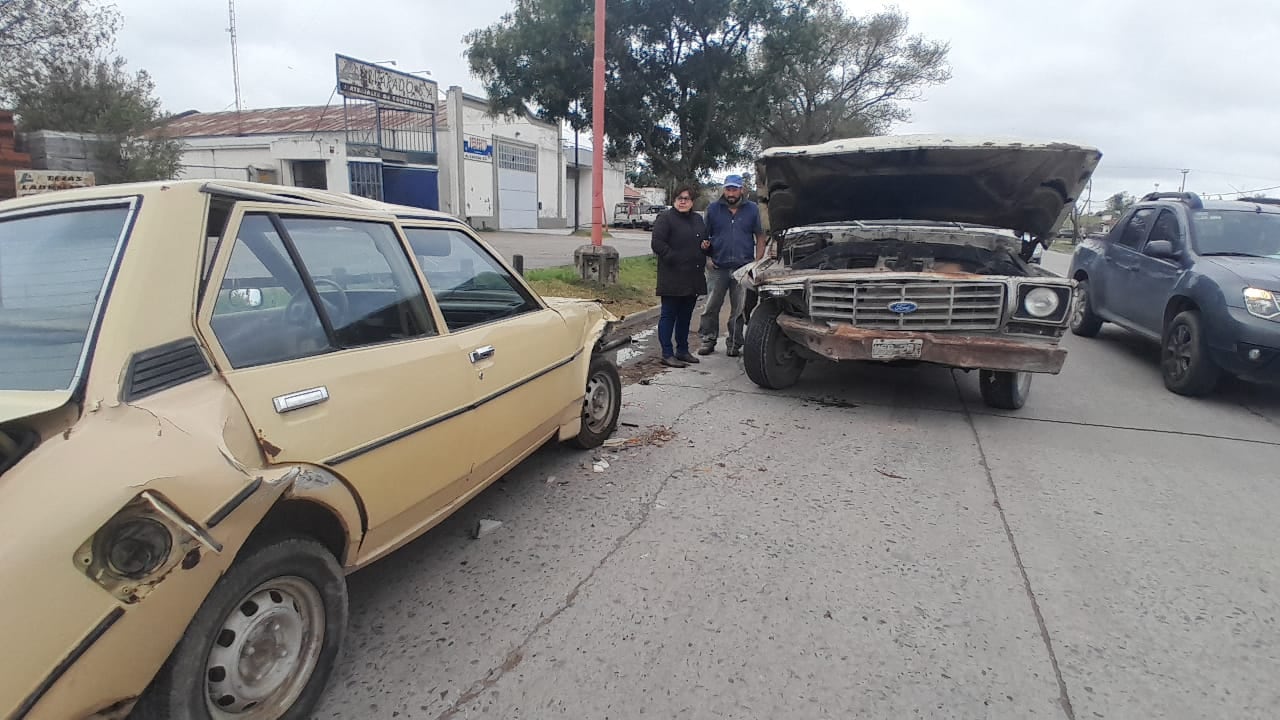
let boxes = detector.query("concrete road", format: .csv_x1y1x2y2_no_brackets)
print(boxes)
312,252,1280,719
479,229,655,270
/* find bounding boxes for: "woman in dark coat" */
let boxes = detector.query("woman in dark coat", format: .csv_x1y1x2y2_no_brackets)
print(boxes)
650,185,708,367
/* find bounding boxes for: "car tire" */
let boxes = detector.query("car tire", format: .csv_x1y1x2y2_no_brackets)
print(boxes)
979,370,1032,410
1070,278,1104,337
744,302,806,390
1161,310,1220,396
567,356,622,449
131,537,348,720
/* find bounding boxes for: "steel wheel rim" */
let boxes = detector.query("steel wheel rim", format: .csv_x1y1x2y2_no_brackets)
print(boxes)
1164,324,1194,380
1071,286,1088,327
205,576,326,719
584,371,615,434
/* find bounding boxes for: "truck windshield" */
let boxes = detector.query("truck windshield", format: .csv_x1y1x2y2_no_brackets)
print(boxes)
0,203,133,391
1192,210,1280,259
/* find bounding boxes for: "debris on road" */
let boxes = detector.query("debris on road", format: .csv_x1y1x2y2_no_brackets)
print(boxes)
602,425,678,450
545,475,558,484
471,519,503,539
875,468,907,480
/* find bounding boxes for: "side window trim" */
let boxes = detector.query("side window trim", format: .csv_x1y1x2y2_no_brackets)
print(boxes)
266,213,340,346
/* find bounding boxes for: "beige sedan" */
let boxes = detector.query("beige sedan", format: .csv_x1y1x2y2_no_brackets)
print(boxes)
0,180,625,719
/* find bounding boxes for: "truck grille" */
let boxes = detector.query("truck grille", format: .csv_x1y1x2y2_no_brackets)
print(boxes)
808,280,1006,331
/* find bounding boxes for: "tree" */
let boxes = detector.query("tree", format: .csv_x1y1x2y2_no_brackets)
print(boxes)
0,0,119,103
759,2,950,147
1105,191,1135,215
466,0,798,188
10,56,183,183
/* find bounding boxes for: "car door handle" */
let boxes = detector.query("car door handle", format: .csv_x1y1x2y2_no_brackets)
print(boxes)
469,345,496,363
273,386,329,413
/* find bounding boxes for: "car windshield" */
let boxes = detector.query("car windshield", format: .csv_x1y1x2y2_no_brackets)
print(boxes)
1191,209,1280,258
0,203,133,391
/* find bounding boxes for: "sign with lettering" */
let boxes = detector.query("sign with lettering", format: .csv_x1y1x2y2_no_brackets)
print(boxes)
463,135,493,162
335,54,437,113
15,170,96,196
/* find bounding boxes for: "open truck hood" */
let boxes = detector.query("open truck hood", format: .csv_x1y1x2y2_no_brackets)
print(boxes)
756,134,1102,238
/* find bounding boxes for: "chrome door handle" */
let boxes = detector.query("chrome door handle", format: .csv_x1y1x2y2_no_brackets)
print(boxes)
273,386,329,413
469,345,496,363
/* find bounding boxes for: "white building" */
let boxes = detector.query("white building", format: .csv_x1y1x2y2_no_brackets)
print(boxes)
562,144,627,231
164,85,625,231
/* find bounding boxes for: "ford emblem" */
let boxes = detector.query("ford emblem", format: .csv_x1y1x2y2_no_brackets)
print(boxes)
888,301,919,314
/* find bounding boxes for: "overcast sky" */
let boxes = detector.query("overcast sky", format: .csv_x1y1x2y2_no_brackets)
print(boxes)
112,0,1279,207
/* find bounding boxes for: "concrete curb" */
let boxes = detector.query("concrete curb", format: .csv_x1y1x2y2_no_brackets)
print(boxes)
612,298,710,341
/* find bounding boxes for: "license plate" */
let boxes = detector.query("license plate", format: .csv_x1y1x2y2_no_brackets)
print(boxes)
871,338,923,360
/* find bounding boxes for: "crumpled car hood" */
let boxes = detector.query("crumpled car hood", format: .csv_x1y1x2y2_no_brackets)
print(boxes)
756,134,1102,238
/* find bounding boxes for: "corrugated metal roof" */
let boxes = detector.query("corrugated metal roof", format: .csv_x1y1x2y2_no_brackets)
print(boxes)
162,104,447,138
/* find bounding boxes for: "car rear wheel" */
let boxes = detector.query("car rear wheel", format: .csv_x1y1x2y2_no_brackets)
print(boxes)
1161,310,1220,396
979,370,1032,410
567,356,621,449
744,303,806,390
132,537,347,720
1070,278,1104,337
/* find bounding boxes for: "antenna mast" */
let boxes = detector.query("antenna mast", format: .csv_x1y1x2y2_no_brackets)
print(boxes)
228,0,244,132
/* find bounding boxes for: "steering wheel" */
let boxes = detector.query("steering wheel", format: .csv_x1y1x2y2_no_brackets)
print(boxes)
284,278,351,329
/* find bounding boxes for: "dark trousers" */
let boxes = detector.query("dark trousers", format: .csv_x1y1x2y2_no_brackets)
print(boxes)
658,295,697,357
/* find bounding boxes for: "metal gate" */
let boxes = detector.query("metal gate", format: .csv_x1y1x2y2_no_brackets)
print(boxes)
496,141,537,229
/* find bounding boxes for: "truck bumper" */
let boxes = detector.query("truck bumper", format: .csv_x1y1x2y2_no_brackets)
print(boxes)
776,315,1069,374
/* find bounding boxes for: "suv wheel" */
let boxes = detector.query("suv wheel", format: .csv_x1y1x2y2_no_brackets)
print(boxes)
979,370,1032,410
743,303,806,389
1161,310,1220,396
1070,278,1104,337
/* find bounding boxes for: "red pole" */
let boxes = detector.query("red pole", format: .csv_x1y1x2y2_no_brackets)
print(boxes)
590,0,605,247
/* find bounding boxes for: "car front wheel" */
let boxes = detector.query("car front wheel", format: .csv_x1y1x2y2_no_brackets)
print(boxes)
1070,278,1104,337
132,537,348,720
568,356,622,449
1161,310,1220,396
744,303,806,389
979,370,1032,410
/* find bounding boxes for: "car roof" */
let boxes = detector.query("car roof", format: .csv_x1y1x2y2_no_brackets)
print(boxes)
1132,192,1280,216
0,178,463,223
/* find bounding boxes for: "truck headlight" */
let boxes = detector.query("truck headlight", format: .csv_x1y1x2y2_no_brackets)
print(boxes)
1024,287,1062,318
1244,288,1280,320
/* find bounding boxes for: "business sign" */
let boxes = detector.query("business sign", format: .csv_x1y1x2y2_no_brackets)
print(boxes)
15,170,96,197
463,135,493,162
335,54,437,113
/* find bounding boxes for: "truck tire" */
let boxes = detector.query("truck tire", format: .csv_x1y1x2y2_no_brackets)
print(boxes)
1161,310,1220,396
744,303,806,389
979,370,1032,410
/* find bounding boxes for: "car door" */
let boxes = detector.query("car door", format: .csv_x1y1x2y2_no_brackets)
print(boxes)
199,205,482,559
1127,209,1187,334
1099,207,1156,330
401,223,581,484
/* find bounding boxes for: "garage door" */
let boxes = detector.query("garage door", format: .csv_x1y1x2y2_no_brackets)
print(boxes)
497,141,538,229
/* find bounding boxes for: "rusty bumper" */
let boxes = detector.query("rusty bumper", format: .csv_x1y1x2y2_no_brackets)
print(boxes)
776,315,1068,374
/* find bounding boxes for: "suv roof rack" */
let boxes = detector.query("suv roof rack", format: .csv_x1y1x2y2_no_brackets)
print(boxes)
1140,191,1204,209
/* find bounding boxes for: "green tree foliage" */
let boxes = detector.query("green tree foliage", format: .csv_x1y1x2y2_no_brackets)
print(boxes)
758,2,950,148
467,0,796,188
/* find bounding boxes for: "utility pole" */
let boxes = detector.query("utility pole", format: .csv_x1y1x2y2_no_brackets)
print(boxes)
572,0,619,283
1179,168,1190,193
227,0,244,135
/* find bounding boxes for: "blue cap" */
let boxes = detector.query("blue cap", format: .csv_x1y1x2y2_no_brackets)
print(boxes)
723,174,744,188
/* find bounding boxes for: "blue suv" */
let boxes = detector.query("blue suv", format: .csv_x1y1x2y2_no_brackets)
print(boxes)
1068,192,1280,395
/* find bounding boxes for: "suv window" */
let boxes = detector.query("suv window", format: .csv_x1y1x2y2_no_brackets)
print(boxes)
1146,210,1183,248
210,214,435,369
1116,208,1155,249
403,227,539,331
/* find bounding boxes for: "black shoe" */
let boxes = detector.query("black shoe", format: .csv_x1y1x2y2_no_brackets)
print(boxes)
675,352,700,364
726,346,741,357
696,344,716,356
660,355,688,368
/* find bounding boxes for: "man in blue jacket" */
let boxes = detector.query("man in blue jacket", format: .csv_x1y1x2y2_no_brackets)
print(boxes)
697,174,766,356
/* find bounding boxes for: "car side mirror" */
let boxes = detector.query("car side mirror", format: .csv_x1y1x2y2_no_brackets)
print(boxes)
1144,240,1180,260
229,288,263,308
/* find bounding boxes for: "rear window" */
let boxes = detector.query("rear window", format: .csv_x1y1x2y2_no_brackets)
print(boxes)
0,203,133,391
